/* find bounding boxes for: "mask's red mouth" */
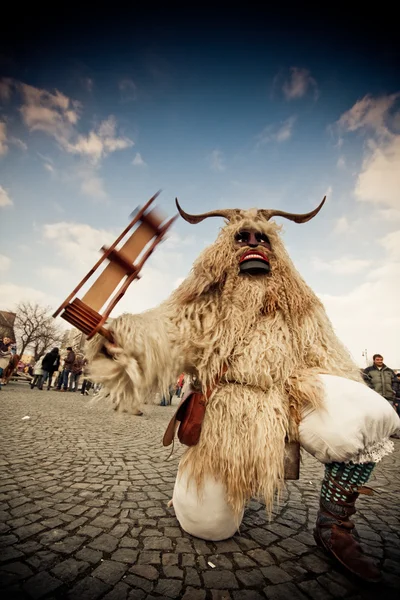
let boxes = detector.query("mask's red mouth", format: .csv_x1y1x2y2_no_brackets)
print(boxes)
239,250,269,265
239,250,270,275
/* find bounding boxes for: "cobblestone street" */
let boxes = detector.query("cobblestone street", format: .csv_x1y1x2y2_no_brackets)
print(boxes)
0,383,399,600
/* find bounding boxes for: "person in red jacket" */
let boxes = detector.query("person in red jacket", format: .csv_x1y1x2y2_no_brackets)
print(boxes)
57,347,75,391
176,373,185,398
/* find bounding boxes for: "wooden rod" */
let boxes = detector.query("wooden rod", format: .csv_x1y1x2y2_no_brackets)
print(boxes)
52,190,161,317
87,214,178,340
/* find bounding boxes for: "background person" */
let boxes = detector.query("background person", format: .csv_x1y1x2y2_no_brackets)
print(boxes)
363,354,396,406
39,348,61,390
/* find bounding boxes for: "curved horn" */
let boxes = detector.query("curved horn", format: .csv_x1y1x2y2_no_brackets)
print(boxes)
260,196,326,223
175,198,238,224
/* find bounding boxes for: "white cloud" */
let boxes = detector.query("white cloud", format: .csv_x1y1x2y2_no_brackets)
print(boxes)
36,265,72,280
37,152,53,163
312,256,372,274
316,225,400,367
17,81,81,145
335,137,344,149
65,115,133,165
354,136,400,208
80,172,107,200
321,289,399,367
0,122,8,156
319,265,399,367
209,149,225,172
132,152,147,167
380,229,400,260
119,79,137,102
42,221,117,270
68,132,104,162
275,119,295,142
374,208,400,222
281,67,319,101
338,93,400,210
0,254,11,271
0,185,13,207
162,231,195,250
0,122,27,156
4,80,133,182
38,153,55,174
41,154,107,201
115,263,186,316
3,81,133,208
338,93,399,135
337,156,346,169
10,137,27,151
333,216,352,234
0,283,60,310
39,219,191,316
256,116,296,146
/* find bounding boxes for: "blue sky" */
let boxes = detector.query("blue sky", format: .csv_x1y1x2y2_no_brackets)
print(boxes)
1,12,399,365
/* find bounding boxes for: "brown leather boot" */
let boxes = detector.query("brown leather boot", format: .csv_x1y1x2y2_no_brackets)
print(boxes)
314,480,381,583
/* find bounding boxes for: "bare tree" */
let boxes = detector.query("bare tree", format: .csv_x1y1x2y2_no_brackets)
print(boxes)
31,327,64,362
12,302,64,359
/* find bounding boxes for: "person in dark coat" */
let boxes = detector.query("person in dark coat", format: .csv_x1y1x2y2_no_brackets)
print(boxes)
363,354,396,405
69,353,84,392
39,348,61,390
57,347,75,391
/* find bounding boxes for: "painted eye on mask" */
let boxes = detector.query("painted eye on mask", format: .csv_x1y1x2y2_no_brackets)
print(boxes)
234,231,271,245
234,232,249,243
255,233,270,244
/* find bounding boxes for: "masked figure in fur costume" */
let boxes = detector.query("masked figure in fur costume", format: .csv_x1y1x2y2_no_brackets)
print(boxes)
86,197,399,583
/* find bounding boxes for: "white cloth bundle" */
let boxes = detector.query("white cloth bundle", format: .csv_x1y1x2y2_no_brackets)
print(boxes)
172,374,400,541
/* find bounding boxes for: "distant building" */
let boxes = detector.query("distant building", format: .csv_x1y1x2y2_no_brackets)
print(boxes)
0,310,16,341
60,328,86,354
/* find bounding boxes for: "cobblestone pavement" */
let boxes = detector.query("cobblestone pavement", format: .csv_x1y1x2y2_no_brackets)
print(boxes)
1,383,399,600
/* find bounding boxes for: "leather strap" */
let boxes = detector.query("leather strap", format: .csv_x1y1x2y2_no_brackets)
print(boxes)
327,475,375,498
162,365,228,448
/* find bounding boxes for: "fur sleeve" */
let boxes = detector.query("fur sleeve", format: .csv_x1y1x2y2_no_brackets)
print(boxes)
284,303,362,436
298,304,362,382
84,307,185,414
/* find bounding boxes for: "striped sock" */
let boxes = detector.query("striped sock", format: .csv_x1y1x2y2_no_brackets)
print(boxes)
321,462,375,503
